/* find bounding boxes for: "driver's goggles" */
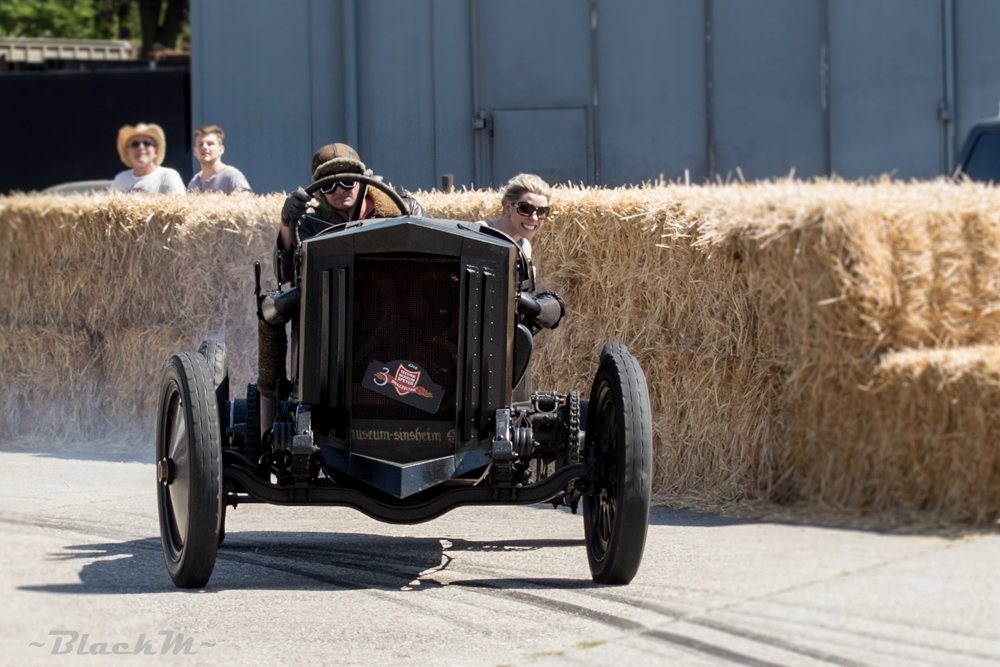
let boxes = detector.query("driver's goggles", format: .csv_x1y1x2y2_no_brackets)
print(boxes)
319,180,358,193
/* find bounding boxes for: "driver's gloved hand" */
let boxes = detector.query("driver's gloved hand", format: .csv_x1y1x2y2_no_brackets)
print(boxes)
281,188,311,226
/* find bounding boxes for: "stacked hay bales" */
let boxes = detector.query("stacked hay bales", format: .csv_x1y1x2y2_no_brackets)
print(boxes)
0,192,279,441
419,180,1000,525
3,180,1000,525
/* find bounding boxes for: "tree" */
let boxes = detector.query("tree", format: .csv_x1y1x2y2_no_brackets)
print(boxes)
0,0,97,39
0,0,188,58
93,0,137,41
137,0,188,57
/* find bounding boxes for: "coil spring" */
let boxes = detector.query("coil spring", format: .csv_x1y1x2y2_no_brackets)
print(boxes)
512,425,533,457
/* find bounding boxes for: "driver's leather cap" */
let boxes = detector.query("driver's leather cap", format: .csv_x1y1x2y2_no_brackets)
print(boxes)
311,143,361,174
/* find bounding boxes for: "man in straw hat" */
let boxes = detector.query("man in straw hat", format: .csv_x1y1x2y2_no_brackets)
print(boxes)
110,122,185,194
275,142,425,283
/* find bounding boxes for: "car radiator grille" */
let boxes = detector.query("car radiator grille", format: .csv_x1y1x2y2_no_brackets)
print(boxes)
350,255,460,422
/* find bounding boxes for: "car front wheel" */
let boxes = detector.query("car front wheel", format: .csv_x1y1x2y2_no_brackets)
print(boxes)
156,352,223,589
583,343,653,585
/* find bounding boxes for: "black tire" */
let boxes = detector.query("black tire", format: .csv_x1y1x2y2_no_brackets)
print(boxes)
583,343,653,585
156,352,223,589
197,339,229,432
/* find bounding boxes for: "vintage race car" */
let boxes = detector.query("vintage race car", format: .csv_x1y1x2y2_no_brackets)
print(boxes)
155,174,653,589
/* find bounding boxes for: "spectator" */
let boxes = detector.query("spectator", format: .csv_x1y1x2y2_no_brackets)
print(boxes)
110,123,185,194
187,125,252,194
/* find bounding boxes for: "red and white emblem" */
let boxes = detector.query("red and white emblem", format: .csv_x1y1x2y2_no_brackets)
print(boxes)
373,364,434,399
393,365,420,395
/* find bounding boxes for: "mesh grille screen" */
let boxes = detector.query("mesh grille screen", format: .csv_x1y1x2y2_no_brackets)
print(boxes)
351,254,460,421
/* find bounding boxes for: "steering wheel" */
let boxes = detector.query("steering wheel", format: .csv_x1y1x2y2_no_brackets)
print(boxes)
305,172,410,222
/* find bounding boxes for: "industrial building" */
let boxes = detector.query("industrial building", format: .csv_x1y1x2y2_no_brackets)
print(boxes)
187,1,999,193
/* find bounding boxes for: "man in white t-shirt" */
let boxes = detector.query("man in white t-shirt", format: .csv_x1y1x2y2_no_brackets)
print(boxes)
187,124,252,194
110,123,185,194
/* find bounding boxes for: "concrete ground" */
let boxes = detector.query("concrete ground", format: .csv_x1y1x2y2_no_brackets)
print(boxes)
0,450,997,666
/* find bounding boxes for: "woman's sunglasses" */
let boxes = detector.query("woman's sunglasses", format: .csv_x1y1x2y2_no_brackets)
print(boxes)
128,139,157,149
319,180,358,194
513,201,551,219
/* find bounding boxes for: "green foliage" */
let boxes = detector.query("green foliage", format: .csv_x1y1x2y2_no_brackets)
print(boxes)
93,0,141,41
0,0,98,39
0,0,183,53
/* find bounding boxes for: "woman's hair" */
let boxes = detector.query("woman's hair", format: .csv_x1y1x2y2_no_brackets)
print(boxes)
500,173,552,205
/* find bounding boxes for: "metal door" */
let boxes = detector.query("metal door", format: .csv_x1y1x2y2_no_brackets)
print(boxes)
473,0,595,187
490,107,589,186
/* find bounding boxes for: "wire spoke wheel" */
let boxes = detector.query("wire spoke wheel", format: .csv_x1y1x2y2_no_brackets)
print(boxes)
583,343,653,585
156,352,223,589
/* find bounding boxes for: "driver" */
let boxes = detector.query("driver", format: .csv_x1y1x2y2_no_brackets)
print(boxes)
260,143,426,438
275,143,426,284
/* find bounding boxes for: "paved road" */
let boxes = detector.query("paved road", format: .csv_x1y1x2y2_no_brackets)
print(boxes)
0,450,998,666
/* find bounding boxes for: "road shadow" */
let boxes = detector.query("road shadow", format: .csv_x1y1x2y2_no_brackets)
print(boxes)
18,532,588,595
648,506,757,528
524,500,755,528
33,450,153,464
0,434,152,464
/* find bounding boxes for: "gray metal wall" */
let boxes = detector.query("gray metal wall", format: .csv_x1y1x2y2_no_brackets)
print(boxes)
191,0,1000,194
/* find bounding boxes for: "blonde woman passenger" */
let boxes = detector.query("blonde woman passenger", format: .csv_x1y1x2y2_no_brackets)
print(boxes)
480,174,563,400
479,173,553,288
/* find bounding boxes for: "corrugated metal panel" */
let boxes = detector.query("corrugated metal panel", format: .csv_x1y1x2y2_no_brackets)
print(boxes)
431,0,475,189
357,0,437,192
491,107,589,186
829,0,945,179
477,0,593,187
713,0,827,180
477,0,590,108
596,0,707,185
308,0,345,157
191,0,317,193
190,0,1000,190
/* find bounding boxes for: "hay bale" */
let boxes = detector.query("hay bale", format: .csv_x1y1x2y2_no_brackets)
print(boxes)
428,179,1000,524
854,346,1000,524
5,180,1000,526
0,324,106,439
0,191,278,440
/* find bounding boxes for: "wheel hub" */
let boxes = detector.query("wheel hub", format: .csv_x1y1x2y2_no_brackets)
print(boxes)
157,457,175,485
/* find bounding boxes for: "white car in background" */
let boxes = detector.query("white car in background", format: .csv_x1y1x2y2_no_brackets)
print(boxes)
40,180,113,195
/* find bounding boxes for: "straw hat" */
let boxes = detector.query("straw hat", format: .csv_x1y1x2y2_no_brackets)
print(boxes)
117,123,167,168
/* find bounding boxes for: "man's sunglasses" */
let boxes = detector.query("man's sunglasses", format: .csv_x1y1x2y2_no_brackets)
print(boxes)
513,201,551,219
319,180,358,194
128,139,157,149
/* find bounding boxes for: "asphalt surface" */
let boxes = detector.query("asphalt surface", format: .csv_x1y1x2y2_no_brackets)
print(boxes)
1,450,998,666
